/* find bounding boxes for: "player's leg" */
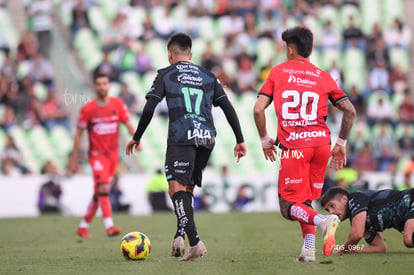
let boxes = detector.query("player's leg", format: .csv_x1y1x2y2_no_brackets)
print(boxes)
76,194,99,238
403,219,414,248
177,146,210,261
309,145,339,256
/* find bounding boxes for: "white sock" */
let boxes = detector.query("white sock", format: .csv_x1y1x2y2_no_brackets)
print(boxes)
79,219,89,228
103,217,114,229
313,214,326,229
303,234,316,250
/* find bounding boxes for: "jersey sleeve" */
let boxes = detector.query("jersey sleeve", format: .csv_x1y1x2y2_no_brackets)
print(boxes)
212,78,227,106
145,72,165,102
257,70,274,100
118,99,131,123
348,192,369,219
77,105,88,129
325,73,347,105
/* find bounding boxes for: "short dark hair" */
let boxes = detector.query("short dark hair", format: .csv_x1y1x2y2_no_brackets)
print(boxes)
320,187,349,207
167,32,192,55
281,26,313,58
93,73,109,83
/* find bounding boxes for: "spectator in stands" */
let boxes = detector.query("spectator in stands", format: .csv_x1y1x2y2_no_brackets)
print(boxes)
319,19,341,51
212,63,240,96
365,22,383,58
367,60,391,95
366,37,390,71
349,127,368,160
118,82,139,115
235,12,259,59
221,10,245,39
101,12,125,52
27,0,53,58
236,52,256,93
347,85,365,115
371,123,398,159
342,15,365,50
1,49,18,80
398,124,414,155
39,91,70,130
1,105,16,131
93,50,119,82
1,135,31,174
17,31,38,61
389,64,408,94
201,42,220,71
366,94,394,126
351,142,378,171
70,0,91,42
135,43,153,76
328,60,343,89
377,147,398,172
384,18,412,49
19,82,43,129
154,8,176,40
38,161,62,214
139,13,158,42
113,37,137,73
398,90,414,123
28,52,54,88
257,9,279,39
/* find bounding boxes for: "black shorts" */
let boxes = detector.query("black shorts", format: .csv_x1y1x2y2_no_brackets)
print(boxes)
165,145,212,187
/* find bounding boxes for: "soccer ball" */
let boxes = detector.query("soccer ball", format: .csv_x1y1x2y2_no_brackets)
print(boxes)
120,232,151,260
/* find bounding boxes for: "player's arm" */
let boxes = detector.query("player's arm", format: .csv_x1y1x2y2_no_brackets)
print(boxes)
68,127,84,174
253,95,277,162
330,98,356,170
340,211,367,253
215,96,246,162
126,96,159,155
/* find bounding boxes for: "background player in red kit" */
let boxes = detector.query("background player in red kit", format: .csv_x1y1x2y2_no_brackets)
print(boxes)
68,73,137,238
253,26,356,261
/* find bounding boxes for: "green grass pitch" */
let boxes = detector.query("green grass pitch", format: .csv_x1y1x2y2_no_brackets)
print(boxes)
1,212,413,275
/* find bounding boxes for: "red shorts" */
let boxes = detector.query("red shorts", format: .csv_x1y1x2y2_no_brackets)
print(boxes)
89,154,118,186
278,145,331,203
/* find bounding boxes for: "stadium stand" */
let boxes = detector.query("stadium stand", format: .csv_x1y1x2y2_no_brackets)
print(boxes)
1,0,413,182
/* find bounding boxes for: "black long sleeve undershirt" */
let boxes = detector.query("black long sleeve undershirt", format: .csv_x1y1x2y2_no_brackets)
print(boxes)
132,97,159,142
216,96,244,144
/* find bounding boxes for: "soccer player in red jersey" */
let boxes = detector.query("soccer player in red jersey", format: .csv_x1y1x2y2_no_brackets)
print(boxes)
253,26,356,261
68,73,138,238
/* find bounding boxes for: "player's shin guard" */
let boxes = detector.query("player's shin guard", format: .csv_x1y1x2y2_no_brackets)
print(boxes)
288,203,318,225
84,196,99,223
172,191,200,246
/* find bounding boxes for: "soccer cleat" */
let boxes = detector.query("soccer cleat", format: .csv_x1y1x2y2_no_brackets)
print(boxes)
76,227,92,238
322,215,339,256
106,226,121,237
179,240,207,261
296,246,316,262
171,236,185,257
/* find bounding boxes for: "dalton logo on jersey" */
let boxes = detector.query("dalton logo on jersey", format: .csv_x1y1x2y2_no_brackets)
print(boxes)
287,75,317,86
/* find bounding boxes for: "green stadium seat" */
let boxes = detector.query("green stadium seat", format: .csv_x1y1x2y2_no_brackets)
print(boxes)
382,0,404,28
394,123,414,139
389,47,410,73
360,0,382,34
340,4,361,29
87,6,108,33
256,37,276,68
318,4,341,31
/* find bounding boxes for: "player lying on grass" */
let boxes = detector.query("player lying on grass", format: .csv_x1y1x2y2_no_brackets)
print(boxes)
320,187,414,253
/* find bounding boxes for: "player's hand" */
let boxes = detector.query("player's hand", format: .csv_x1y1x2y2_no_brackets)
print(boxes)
125,139,142,155
67,157,78,175
262,138,277,162
329,144,346,170
234,143,247,163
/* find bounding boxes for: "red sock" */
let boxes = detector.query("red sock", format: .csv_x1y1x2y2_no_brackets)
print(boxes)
300,223,316,239
98,195,112,218
289,203,318,225
84,198,99,223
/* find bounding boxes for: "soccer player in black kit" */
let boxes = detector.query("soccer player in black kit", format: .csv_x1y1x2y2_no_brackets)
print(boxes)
126,33,247,261
321,187,414,253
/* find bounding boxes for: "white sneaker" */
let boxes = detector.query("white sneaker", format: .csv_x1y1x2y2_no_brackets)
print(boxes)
171,236,185,257
179,240,207,261
296,246,315,262
322,215,339,256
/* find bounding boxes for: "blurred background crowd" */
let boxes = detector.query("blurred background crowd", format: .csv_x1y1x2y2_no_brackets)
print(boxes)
0,0,413,195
